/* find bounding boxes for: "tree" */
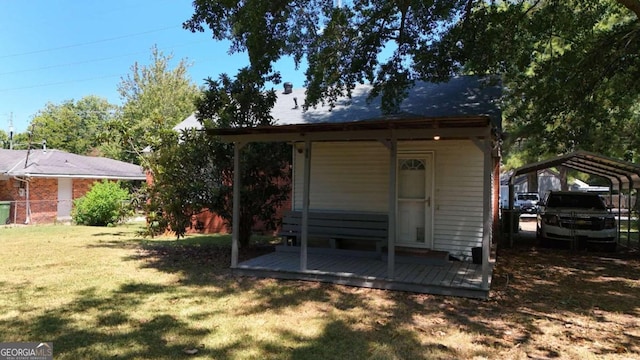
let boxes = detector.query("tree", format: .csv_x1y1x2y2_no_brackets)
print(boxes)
29,96,116,155
0,130,7,149
144,128,221,238
106,45,201,164
185,0,640,164
145,70,291,245
427,0,640,166
185,0,466,112
197,70,291,247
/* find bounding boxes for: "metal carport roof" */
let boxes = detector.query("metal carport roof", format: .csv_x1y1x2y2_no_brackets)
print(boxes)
509,150,640,190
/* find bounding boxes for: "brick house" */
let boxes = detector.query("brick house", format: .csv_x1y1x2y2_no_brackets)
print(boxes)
0,149,145,224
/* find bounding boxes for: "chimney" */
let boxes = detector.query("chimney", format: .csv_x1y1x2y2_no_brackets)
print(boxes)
283,82,293,94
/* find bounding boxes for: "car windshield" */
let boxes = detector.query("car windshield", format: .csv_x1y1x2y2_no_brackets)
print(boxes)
546,193,606,210
518,194,538,201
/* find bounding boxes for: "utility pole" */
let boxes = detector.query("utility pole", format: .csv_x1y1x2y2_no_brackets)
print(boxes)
9,113,14,150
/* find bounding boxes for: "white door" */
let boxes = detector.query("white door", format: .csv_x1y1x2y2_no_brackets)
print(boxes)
397,155,433,247
57,178,73,220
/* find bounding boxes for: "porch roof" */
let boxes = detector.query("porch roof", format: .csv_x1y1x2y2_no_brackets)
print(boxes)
206,116,493,143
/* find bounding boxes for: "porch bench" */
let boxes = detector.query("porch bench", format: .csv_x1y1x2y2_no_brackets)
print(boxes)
278,210,388,252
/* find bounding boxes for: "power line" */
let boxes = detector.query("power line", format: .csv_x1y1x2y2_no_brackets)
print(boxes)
0,25,180,59
0,40,210,77
0,74,123,93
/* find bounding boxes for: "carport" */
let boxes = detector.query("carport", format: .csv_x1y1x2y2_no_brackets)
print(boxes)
506,150,640,247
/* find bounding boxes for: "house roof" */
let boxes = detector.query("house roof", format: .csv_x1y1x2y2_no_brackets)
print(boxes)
173,112,201,131
0,149,146,180
201,75,501,142
271,75,502,127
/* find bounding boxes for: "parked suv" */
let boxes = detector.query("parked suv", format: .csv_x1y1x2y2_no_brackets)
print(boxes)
515,192,540,214
537,191,617,251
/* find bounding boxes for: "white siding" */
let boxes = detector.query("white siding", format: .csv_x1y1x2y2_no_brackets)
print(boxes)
398,141,484,258
293,140,485,258
294,142,390,212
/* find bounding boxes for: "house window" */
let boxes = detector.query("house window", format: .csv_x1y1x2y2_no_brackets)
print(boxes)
400,159,425,171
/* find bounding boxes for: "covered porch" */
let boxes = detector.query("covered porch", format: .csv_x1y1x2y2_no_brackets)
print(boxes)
210,117,499,299
235,246,494,299
207,77,503,299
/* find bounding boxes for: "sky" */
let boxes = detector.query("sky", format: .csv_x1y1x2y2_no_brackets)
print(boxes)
0,0,306,133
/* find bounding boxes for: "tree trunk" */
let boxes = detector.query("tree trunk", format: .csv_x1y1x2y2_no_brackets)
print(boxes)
238,213,253,248
527,171,538,193
559,166,569,191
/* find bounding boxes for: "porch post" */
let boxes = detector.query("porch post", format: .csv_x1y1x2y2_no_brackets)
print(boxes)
301,140,312,271
387,137,397,279
231,142,244,268
482,138,492,289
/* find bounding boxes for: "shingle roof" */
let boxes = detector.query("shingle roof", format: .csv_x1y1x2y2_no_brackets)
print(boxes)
271,75,502,128
0,149,146,180
173,112,201,131
174,75,502,131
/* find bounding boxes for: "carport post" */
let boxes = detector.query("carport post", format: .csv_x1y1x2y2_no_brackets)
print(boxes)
508,178,515,248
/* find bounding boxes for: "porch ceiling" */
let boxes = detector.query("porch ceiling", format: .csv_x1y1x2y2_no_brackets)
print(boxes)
205,116,493,143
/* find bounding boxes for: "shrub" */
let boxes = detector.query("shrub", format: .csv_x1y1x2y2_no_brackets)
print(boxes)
72,180,131,226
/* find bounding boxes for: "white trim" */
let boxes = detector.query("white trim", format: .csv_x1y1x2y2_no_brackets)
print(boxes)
387,138,397,279
11,174,146,180
231,143,241,268
300,141,312,271
482,139,492,289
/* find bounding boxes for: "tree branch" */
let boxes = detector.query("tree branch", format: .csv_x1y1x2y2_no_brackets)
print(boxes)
617,0,640,19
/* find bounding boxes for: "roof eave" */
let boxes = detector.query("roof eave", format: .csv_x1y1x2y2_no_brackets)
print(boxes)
206,116,494,143
8,173,146,180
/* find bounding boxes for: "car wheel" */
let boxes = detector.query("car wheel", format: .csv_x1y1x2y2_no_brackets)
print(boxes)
604,242,617,252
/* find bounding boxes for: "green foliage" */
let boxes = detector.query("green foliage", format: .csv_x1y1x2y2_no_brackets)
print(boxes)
72,180,131,226
184,0,463,112
421,0,640,165
104,45,201,164
194,70,292,247
6,131,30,150
145,68,291,245
0,130,7,149
186,0,640,165
143,129,221,239
30,96,117,155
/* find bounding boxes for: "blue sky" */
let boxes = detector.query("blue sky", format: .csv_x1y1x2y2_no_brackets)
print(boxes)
0,0,306,133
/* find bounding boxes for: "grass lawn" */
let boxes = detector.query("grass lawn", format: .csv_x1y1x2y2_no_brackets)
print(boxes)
1,222,639,359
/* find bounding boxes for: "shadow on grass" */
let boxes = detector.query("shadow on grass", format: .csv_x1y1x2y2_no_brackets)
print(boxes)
7,224,636,358
0,282,215,359
109,226,640,357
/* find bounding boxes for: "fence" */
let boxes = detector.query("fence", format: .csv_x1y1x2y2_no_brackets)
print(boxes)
1,199,74,225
